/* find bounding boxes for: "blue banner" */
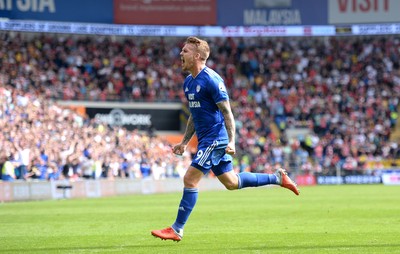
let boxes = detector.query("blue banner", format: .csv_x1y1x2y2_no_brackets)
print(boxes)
0,0,113,24
217,0,328,26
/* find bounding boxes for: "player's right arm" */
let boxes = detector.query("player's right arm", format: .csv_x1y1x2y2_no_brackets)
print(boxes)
173,114,195,155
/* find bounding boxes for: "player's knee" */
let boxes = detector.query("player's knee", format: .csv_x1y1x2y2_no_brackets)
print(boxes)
183,175,197,188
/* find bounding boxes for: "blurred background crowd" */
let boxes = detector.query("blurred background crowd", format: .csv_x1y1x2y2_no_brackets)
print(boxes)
1,32,399,181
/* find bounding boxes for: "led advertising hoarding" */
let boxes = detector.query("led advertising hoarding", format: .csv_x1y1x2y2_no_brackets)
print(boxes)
0,0,113,23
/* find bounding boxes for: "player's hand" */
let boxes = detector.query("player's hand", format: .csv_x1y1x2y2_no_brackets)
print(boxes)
172,143,186,156
225,142,236,155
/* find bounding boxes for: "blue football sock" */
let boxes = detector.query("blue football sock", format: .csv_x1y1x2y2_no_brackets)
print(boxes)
172,187,198,231
237,172,278,189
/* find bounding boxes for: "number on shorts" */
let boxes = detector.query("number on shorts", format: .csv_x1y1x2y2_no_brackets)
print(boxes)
195,150,204,160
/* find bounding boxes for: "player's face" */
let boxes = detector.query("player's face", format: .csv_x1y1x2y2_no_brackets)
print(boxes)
180,43,197,72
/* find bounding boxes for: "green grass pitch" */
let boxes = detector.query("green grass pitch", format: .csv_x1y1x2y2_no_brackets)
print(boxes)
0,185,399,254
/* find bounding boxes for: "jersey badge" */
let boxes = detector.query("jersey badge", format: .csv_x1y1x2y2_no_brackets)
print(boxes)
218,82,226,92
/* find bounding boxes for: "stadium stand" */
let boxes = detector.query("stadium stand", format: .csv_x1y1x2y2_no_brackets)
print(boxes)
0,32,399,181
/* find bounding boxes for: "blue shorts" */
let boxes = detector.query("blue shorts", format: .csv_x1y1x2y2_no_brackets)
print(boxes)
191,140,233,176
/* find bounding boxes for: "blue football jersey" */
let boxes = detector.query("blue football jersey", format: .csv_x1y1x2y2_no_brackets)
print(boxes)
183,66,229,146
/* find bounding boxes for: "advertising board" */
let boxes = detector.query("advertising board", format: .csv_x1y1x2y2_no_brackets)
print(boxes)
328,0,400,24
217,0,327,26
317,175,382,185
381,172,400,185
0,0,113,23
85,107,180,131
114,0,216,25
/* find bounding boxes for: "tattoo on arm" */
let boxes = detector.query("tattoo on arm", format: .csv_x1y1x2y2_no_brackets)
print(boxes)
217,100,236,143
182,114,195,145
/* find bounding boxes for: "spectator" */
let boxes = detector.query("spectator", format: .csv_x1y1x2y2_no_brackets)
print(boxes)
1,154,16,181
0,32,399,178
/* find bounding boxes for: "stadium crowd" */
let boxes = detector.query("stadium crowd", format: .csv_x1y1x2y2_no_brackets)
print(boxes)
0,32,399,181
0,84,190,181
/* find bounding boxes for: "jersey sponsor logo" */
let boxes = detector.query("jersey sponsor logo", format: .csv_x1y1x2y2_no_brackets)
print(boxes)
189,101,201,108
188,93,201,108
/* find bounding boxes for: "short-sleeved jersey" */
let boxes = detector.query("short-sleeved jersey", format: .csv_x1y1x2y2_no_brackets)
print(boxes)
183,66,229,146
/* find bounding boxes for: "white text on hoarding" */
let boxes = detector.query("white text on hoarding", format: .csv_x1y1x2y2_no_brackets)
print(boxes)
0,0,55,12
243,9,301,25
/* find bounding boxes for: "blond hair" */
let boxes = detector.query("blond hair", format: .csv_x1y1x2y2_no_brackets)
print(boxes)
185,36,210,61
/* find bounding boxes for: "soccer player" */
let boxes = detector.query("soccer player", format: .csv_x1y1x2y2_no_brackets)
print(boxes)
151,36,299,242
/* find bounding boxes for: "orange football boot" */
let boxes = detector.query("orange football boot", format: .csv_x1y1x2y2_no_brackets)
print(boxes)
276,168,300,195
151,227,182,242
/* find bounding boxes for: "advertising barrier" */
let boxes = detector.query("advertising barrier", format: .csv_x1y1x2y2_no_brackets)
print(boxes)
381,172,400,185
0,19,199,36
0,0,113,23
1,0,398,27
295,175,317,186
114,0,216,25
0,174,392,202
29,181,53,200
2,19,400,37
0,182,12,202
12,181,30,200
57,101,182,132
86,107,180,132
317,175,382,185
328,0,400,24
0,178,226,202
217,0,327,26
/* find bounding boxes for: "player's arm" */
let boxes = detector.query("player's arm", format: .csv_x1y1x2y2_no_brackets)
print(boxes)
182,114,195,145
173,114,195,155
217,100,236,155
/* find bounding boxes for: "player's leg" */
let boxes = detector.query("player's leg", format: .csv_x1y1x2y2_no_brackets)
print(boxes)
172,166,203,233
151,165,203,241
214,160,277,189
214,162,299,195
236,171,279,188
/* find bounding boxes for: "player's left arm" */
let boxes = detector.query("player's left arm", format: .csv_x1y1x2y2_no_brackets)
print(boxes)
217,100,236,155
